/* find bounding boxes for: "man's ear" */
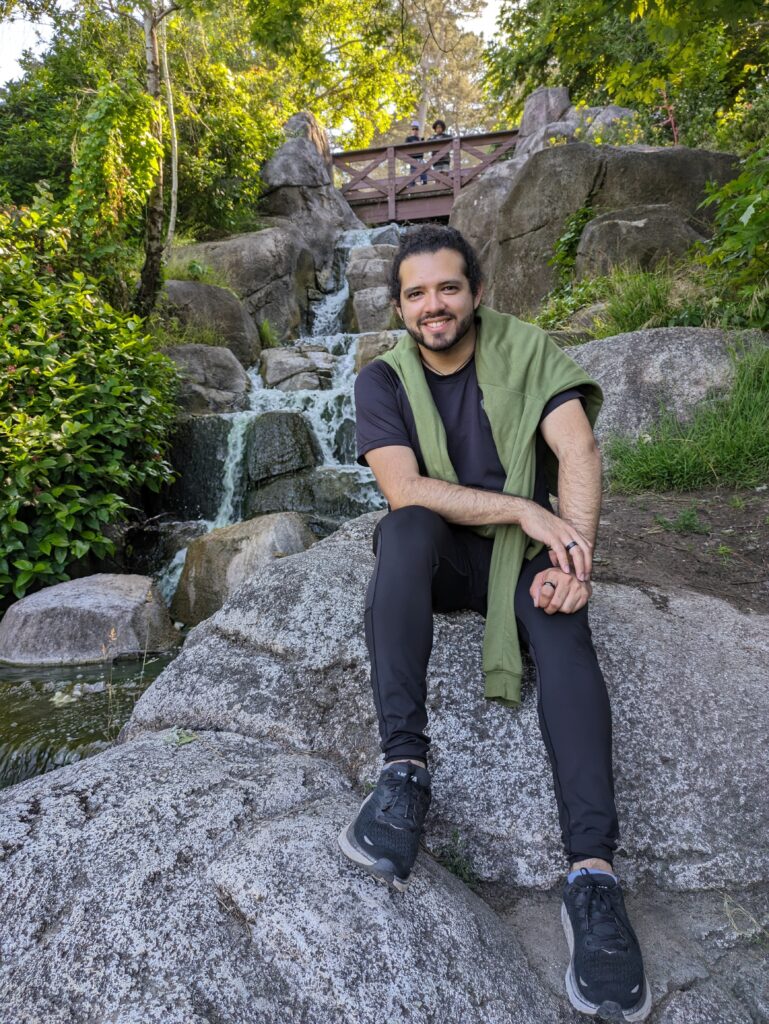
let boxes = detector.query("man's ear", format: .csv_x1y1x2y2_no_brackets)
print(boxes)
394,301,404,322
473,284,484,309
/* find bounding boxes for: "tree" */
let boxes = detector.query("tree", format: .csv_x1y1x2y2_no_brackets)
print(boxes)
484,0,769,147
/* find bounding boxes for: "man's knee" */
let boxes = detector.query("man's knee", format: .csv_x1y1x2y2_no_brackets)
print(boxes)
374,505,447,554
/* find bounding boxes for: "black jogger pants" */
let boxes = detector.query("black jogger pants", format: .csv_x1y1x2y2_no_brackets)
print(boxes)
364,505,619,865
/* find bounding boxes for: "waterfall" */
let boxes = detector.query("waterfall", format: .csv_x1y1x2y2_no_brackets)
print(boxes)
157,225,395,601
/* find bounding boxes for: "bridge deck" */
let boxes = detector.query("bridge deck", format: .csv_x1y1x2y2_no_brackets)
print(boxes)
332,129,519,224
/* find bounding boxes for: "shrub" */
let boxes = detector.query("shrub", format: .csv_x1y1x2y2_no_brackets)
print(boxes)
0,200,178,603
701,143,769,329
607,345,769,492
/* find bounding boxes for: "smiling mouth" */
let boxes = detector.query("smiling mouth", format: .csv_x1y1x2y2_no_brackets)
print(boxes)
420,316,454,332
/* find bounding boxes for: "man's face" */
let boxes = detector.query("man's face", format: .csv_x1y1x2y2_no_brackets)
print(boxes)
395,248,482,354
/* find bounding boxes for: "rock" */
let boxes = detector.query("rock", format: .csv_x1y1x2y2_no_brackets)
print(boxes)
370,223,400,247
566,301,609,332
652,979,754,1023
174,227,316,342
163,344,250,414
260,112,362,273
125,513,769,892
0,575,179,666
489,144,737,315
515,120,576,160
161,281,261,367
260,347,336,389
160,415,233,520
171,513,315,625
354,330,400,372
242,411,322,489
564,103,637,140
0,731,569,1024
124,518,208,577
243,467,384,522
575,204,705,277
568,327,769,444
519,86,571,138
449,156,528,269
345,244,397,293
350,286,399,333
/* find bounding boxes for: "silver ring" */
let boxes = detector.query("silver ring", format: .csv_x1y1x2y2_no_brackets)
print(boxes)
565,541,578,552
542,580,557,590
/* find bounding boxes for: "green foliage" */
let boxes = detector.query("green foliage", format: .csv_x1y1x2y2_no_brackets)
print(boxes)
550,206,595,285
700,143,769,329
654,507,708,534
484,0,768,150
434,829,479,886
258,319,281,349
535,277,607,331
163,254,232,289
0,199,178,603
608,345,769,492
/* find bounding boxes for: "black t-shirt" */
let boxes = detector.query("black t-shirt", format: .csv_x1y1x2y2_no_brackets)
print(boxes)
354,356,583,510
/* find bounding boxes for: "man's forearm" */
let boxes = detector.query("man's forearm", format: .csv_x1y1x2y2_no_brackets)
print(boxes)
394,474,531,527
555,445,602,546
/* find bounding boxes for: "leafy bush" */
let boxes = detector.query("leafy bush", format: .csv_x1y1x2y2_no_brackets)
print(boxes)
607,345,769,492
701,143,769,329
0,200,178,603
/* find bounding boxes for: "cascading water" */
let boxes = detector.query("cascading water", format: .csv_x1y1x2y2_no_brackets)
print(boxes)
156,226,393,605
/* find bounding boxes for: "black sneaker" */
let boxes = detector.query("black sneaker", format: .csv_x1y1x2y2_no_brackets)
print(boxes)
337,761,431,892
561,869,652,1022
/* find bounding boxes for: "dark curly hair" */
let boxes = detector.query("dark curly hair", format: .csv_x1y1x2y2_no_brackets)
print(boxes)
389,225,483,303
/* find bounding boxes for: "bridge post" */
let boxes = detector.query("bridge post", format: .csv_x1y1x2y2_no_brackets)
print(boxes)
387,147,396,221
452,137,461,199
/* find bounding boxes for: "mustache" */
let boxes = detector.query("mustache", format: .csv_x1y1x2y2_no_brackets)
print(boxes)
418,312,455,325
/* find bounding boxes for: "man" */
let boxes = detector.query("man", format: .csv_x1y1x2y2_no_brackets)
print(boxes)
428,118,452,175
404,121,426,185
338,225,652,1023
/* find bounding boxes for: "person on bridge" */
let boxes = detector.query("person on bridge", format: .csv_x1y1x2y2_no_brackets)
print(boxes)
428,118,452,177
404,121,427,185
338,224,652,1023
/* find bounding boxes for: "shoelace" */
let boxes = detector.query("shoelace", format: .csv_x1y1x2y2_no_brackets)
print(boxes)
575,872,629,953
379,771,423,830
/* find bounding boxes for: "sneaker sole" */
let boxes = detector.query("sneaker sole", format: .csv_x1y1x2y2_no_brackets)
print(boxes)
337,820,410,893
561,902,652,1022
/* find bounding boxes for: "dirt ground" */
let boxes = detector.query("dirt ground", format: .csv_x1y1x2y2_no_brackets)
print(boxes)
592,487,769,614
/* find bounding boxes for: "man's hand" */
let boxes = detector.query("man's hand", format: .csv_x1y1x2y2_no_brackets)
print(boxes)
515,502,593,581
530,569,593,615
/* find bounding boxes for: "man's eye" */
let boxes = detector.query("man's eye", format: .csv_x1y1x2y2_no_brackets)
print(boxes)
442,285,457,292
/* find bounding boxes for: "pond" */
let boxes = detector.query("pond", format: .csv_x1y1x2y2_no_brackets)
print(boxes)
0,654,175,790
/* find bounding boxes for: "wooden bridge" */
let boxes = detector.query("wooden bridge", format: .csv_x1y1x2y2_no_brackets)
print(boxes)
332,129,519,224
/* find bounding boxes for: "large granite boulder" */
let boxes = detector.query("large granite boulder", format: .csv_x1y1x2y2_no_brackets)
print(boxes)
161,280,261,367
0,575,178,666
174,227,316,343
124,513,769,894
171,513,316,625
354,329,400,372
260,346,336,391
568,328,769,444
164,344,250,414
575,204,706,277
453,142,736,316
242,411,322,489
346,244,397,293
350,286,399,333
518,86,571,137
0,732,569,1024
243,466,384,523
260,111,362,270
160,415,233,520
450,157,528,269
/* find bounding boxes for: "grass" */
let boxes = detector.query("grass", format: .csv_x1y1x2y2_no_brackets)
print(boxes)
654,507,709,534
164,255,233,291
608,345,769,492
147,315,227,349
433,829,479,886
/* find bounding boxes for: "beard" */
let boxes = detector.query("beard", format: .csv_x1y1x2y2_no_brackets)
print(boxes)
403,307,477,353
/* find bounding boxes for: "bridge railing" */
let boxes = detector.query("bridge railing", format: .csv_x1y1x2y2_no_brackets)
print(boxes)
332,129,519,223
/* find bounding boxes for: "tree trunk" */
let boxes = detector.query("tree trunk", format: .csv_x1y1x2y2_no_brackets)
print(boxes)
160,19,178,256
135,7,165,318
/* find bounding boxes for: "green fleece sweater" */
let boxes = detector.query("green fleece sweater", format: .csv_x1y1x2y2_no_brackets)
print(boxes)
379,305,603,706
